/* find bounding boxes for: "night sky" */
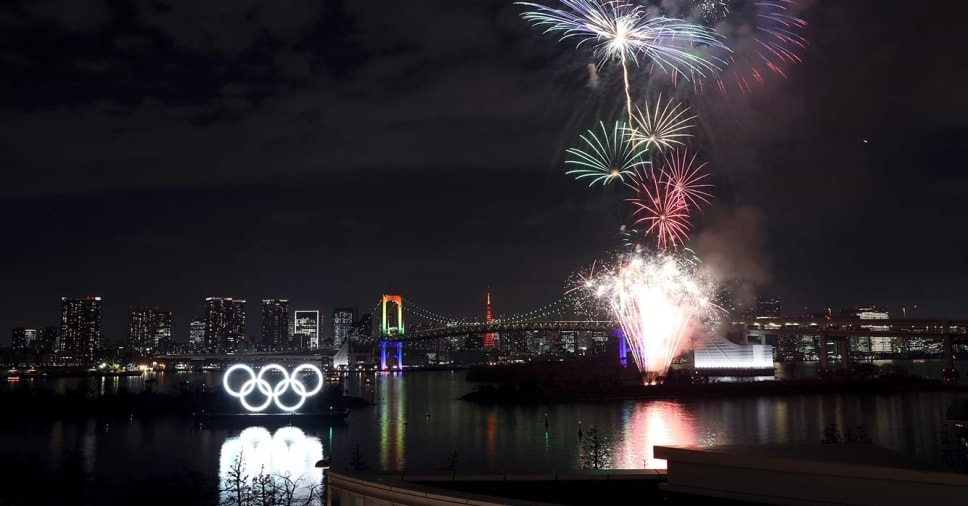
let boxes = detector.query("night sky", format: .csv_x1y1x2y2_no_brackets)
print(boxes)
2,0,967,345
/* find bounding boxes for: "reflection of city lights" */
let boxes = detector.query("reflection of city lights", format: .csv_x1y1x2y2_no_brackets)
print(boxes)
219,426,323,502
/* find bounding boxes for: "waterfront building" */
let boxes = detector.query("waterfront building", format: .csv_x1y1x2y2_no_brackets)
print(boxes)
38,326,57,355
294,310,320,349
204,297,246,353
755,297,782,318
261,299,290,349
333,307,356,347
189,317,205,352
154,310,172,353
59,296,102,366
841,306,891,356
795,335,819,360
560,330,577,354
11,328,36,350
590,331,609,355
128,307,173,357
501,330,529,355
128,307,154,357
530,331,548,356
694,335,774,377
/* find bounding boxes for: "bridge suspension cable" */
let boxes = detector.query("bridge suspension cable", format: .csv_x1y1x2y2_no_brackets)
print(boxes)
500,294,584,323
400,298,471,326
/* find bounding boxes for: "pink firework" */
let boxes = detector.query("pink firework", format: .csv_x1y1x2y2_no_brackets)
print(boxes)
659,149,713,211
626,169,692,251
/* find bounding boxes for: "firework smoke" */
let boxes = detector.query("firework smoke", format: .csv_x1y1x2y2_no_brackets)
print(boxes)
586,63,600,88
691,205,774,311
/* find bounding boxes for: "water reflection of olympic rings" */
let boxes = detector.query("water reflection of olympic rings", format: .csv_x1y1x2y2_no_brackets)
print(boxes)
223,363,324,412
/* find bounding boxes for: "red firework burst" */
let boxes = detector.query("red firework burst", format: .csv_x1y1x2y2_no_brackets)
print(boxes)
626,169,692,251
659,149,713,211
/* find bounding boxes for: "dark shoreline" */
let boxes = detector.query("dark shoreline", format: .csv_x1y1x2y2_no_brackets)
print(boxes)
459,377,968,404
0,389,373,424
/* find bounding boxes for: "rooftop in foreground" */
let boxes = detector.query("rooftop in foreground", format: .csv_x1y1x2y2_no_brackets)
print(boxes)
656,444,968,505
326,444,968,505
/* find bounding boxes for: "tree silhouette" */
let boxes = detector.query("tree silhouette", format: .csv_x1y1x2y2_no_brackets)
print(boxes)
439,450,459,472
221,454,321,505
580,425,609,469
346,444,369,472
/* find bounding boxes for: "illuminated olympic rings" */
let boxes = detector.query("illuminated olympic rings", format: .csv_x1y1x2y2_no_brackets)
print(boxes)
223,363,324,412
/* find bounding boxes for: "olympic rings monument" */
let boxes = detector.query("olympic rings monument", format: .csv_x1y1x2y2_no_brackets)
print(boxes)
198,363,349,425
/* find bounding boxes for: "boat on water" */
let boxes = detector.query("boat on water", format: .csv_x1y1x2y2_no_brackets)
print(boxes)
193,407,351,429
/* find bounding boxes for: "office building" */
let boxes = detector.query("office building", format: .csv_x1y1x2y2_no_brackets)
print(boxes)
189,317,206,351
128,307,155,357
262,299,290,349
841,306,891,355
294,310,320,349
333,307,356,347
59,296,103,366
11,328,37,350
154,310,172,353
204,297,246,353
128,307,173,357
38,326,58,355
755,297,782,318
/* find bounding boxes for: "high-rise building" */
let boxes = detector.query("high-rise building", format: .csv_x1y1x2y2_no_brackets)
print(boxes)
294,310,320,349
333,307,356,347
60,296,103,366
11,328,36,350
128,307,156,357
38,326,58,355
262,299,290,349
154,310,173,354
204,297,246,353
189,317,206,351
754,297,782,318
128,307,173,357
841,306,891,355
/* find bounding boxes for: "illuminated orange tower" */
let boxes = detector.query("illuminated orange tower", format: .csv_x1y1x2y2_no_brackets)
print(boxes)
484,291,494,349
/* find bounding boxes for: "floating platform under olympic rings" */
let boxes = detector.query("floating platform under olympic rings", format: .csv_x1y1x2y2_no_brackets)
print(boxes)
194,407,350,429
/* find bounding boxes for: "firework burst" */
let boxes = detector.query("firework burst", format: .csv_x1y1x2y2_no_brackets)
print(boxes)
691,0,730,24
629,95,696,152
518,0,646,122
575,248,722,383
626,169,691,251
566,120,648,187
658,148,713,211
517,0,728,122
711,0,808,94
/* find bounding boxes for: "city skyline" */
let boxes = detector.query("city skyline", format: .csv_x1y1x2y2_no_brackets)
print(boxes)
3,291,931,348
1,0,967,347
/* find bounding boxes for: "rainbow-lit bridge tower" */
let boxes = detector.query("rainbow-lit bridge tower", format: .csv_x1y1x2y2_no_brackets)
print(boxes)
379,294,403,370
